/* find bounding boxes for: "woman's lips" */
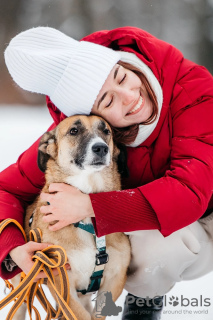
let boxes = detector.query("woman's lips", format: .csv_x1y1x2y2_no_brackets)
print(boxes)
126,95,145,116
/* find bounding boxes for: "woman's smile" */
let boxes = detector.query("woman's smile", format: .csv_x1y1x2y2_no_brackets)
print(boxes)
126,94,145,116
92,64,153,128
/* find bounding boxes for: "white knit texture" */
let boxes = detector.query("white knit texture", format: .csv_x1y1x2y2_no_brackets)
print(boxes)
4,27,120,116
4,27,163,147
119,51,163,147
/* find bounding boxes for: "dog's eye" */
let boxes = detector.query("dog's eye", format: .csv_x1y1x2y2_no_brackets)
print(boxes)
103,129,110,135
70,128,78,135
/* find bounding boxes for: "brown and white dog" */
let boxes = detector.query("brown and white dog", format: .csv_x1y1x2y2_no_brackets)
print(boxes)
17,115,131,320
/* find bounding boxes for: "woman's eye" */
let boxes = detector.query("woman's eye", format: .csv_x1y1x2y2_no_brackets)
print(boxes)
119,74,126,84
70,128,78,135
106,96,113,108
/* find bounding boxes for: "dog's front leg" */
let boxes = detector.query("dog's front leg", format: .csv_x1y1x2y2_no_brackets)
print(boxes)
48,276,92,320
68,288,92,320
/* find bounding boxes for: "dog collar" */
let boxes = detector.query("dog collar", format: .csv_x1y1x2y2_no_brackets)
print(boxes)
74,221,109,295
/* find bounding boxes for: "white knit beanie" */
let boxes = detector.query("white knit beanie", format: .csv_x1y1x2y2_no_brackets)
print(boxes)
4,27,120,116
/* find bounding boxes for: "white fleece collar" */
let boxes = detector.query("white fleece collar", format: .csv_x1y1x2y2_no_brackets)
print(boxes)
119,51,163,147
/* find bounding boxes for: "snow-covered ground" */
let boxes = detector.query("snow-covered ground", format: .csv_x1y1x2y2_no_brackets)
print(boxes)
0,105,213,320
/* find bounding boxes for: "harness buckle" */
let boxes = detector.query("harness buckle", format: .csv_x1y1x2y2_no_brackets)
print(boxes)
90,274,103,280
96,252,109,266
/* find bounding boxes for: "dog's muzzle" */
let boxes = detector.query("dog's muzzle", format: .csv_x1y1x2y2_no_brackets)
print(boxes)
92,143,108,158
91,142,109,166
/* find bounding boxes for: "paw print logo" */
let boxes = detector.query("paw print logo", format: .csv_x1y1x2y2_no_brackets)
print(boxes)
169,296,179,307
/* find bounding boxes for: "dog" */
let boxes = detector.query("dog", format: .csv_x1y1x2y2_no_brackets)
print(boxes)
13,115,131,320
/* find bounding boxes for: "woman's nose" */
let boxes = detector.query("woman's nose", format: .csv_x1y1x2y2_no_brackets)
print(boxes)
120,88,135,106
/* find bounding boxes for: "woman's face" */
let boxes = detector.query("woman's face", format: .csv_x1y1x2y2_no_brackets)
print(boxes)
91,64,153,128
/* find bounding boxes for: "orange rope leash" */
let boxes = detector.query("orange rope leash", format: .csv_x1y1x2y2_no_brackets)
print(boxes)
0,219,78,320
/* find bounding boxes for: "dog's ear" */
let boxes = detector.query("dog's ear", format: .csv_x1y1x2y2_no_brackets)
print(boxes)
113,143,129,178
37,128,57,172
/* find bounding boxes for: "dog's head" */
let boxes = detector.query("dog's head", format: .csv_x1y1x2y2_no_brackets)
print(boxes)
38,115,128,177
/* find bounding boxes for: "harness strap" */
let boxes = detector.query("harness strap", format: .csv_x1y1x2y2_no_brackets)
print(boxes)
0,219,77,320
74,221,108,295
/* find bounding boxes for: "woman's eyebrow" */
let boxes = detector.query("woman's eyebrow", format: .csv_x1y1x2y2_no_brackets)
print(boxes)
97,66,120,109
97,92,107,109
114,65,120,79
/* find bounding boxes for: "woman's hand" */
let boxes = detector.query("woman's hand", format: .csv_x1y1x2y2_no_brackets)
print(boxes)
9,241,71,281
40,183,95,231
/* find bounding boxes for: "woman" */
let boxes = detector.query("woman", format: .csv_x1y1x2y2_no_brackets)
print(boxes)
1,26,213,320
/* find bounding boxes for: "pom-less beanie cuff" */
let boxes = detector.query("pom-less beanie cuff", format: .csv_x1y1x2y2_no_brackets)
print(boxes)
4,27,120,116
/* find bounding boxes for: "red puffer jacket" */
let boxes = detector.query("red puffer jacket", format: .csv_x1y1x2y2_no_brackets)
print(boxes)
1,26,213,279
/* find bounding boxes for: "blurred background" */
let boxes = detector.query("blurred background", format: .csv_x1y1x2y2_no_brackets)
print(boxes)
1,1,213,319
0,0,213,106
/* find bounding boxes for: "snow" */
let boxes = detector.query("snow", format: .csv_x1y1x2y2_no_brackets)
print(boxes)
0,105,213,319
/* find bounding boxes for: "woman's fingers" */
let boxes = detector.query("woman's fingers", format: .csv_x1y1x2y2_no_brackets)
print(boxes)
40,205,53,214
42,214,55,223
48,183,68,193
40,192,53,202
10,242,71,282
26,241,51,252
33,263,71,281
48,220,69,231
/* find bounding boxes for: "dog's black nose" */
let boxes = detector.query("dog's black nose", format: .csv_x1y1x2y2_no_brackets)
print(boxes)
92,143,108,158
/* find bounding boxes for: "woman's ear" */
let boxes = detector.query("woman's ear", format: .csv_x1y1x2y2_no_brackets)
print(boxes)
37,128,57,172
113,143,129,178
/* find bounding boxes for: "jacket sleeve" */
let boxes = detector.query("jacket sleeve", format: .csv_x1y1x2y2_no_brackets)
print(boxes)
0,123,56,279
90,65,213,237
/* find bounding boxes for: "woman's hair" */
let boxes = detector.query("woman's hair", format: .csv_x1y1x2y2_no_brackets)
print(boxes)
111,61,158,145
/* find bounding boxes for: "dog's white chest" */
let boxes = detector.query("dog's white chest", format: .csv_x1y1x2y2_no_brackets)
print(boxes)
66,227,97,290
42,222,98,292
65,171,105,194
